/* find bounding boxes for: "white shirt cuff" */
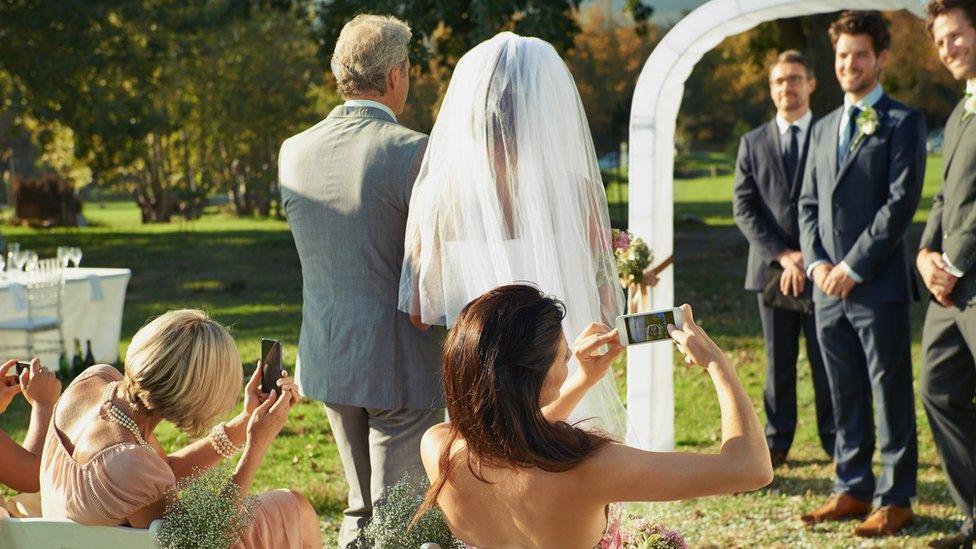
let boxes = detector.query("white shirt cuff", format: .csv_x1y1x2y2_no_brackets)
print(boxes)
839,262,863,283
806,259,826,279
942,253,965,277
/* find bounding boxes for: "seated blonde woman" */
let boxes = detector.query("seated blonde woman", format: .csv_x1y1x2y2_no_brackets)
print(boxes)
39,310,320,548
0,358,61,518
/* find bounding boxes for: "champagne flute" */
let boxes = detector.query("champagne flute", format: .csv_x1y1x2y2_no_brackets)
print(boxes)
57,246,70,268
71,247,83,268
23,251,38,273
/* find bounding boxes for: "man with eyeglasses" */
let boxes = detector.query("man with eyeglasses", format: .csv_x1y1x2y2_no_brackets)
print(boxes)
733,50,835,470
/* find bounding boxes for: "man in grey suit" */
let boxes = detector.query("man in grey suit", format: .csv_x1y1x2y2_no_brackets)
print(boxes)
798,11,925,537
278,14,444,547
919,3,976,548
733,50,834,469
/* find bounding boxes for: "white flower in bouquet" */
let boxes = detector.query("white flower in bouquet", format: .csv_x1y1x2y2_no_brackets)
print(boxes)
612,229,652,287
155,464,257,549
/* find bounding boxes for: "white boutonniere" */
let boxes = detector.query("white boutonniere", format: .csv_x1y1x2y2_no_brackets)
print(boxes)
850,105,878,152
964,92,976,122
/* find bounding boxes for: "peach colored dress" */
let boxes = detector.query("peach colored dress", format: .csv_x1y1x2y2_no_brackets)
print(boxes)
40,366,311,548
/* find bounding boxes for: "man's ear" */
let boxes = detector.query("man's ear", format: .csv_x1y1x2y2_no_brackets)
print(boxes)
808,76,817,94
877,49,889,69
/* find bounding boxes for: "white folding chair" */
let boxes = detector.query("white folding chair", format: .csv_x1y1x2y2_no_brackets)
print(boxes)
0,517,165,548
0,258,66,360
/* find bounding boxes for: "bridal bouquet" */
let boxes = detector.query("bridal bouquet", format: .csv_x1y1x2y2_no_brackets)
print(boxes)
622,516,687,549
612,229,652,287
155,464,256,549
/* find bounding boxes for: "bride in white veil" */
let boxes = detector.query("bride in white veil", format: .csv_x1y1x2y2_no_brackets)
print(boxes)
399,32,628,437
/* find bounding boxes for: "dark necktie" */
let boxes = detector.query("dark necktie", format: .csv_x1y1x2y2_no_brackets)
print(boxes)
783,125,799,183
839,105,861,166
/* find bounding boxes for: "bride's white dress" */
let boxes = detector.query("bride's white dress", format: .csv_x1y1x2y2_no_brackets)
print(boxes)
398,32,627,437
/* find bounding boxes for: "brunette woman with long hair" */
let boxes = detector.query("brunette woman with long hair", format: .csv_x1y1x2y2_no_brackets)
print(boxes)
416,284,772,547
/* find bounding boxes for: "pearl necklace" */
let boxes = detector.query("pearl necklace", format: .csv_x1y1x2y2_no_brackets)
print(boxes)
102,382,155,452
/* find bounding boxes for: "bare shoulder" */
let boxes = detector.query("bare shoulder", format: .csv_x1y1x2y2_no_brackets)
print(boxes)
421,422,451,455
420,422,452,477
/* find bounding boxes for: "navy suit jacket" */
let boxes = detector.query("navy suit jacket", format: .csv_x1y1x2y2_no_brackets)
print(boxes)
733,120,811,290
798,94,926,304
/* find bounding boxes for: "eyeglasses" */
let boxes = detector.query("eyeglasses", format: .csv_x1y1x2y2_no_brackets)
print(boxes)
770,75,807,87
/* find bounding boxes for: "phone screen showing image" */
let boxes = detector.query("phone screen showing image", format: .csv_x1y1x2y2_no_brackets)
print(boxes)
624,311,675,344
260,339,283,395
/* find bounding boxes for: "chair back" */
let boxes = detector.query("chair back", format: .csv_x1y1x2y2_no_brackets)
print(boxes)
24,259,64,323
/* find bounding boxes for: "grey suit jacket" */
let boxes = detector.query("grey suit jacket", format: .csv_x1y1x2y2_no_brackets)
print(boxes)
920,97,976,305
279,106,445,410
798,95,926,304
733,120,811,291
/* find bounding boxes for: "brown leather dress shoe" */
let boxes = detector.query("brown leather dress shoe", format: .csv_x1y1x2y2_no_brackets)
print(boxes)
770,449,788,468
855,505,914,537
800,493,871,525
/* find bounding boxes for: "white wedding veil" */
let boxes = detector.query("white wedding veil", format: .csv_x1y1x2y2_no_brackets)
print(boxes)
399,32,628,437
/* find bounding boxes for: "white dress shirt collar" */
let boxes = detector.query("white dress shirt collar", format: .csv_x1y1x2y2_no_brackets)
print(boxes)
775,110,813,136
843,83,884,112
343,99,397,122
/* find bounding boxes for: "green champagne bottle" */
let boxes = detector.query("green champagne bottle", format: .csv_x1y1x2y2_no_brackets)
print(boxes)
71,338,84,377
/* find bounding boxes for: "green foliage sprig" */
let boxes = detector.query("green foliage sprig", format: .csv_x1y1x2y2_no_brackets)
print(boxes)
360,474,463,549
155,464,257,549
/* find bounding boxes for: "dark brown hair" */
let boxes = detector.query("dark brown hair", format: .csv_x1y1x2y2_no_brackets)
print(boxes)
413,284,612,523
927,0,976,35
828,11,891,55
771,49,815,78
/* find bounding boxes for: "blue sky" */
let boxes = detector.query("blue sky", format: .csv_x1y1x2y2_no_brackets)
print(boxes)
646,0,704,24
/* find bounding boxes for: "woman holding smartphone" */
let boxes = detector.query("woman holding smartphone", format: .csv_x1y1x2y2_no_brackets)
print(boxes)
0,358,61,509
416,284,772,548
39,310,320,547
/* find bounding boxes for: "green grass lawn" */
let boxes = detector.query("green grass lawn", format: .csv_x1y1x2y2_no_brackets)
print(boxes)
0,155,964,547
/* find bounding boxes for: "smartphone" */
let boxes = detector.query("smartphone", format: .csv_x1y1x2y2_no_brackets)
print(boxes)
260,339,284,395
4,361,29,385
615,308,685,346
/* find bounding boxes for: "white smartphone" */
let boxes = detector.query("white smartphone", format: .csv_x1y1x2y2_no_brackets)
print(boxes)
615,308,685,346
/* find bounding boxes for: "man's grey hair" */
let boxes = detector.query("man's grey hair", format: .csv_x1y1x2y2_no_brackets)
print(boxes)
331,14,411,98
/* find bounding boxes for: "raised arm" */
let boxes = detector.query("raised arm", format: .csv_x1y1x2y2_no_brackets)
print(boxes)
582,305,772,503
0,358,61,493
127,369,299,528
541,324,623,423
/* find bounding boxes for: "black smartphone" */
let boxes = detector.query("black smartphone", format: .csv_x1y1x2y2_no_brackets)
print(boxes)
260,339,283,395
4,361,29,385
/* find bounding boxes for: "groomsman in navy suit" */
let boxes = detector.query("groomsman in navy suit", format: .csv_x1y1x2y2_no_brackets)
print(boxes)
733,50,835,469
919,3,976,548
798,11,925,537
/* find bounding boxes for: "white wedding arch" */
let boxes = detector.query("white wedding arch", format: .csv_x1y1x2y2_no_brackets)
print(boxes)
626,0,928,450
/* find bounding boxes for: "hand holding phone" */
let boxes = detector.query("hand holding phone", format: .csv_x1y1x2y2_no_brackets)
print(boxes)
615,308,685,346
260,339,284,395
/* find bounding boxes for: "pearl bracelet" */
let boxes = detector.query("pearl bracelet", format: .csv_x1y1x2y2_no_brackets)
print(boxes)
210,422,242,458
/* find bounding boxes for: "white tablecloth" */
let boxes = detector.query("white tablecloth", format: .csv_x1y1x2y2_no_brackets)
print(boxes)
0,268,131,370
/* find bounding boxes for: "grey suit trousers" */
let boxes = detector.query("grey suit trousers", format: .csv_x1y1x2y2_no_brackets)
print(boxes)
325,403,445,548
921,301,976,541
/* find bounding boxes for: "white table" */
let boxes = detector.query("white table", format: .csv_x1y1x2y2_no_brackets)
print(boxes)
0,268,131,370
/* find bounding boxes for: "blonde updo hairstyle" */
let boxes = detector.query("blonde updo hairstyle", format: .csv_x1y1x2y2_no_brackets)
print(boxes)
118,309,242,436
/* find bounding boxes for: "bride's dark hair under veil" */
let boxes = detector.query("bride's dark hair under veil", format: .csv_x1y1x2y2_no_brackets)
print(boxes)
399,32,628,437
